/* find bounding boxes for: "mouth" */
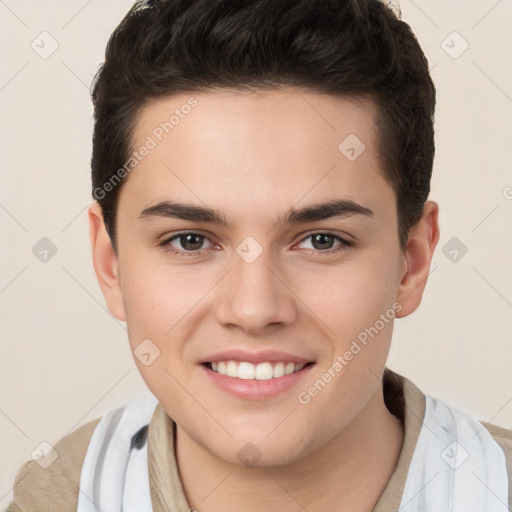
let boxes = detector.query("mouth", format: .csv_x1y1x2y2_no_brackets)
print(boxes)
203,360,314,380
199,349,316,399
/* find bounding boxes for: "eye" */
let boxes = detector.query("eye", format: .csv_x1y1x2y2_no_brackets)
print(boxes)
296,232,353,255
159,232,216,256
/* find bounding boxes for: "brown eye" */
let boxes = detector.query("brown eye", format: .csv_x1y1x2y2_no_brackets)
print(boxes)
160,232,215,256
175,233,205,251
310,233,336,250
297,232,353,255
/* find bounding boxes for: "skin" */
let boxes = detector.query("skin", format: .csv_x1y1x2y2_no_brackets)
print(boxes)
89,88,439,511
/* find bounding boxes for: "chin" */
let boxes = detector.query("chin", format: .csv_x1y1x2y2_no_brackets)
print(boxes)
216,443,306,469
226,430,316,468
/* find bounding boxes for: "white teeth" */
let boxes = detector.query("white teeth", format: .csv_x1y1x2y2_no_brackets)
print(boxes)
273,362,285,378
238,361,255,379
210,360,308,380
284,362,295,375
255,362,274,380
226,360,238,377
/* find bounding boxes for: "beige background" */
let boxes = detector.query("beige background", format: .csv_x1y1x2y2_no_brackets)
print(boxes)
1,0,511,507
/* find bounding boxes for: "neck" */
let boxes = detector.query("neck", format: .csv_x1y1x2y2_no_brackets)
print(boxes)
176,384,404,512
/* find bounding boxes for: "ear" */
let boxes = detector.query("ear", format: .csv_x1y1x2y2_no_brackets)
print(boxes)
395,200,440,318
88,201,127,322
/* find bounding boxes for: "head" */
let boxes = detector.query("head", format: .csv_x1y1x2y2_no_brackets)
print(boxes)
89,0,439,467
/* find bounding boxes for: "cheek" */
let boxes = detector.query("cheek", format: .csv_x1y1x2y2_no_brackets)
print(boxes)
120,259,222,371
120,265,180,365
119,264,202,413
121,258,200,330
291,249,401,340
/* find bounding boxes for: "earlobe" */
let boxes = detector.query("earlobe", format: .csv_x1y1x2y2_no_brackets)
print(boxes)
88,202,127,322
395,201,440,318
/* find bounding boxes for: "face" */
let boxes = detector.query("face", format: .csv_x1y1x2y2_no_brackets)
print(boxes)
94,88,422,467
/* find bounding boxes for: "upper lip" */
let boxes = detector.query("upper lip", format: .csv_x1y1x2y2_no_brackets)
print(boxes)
201,349,313,365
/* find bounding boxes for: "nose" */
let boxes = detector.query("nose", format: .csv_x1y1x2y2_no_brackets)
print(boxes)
213,247,298,336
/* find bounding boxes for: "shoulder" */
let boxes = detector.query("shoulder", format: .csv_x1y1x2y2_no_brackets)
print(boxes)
481,420,512,444
480,420,512,468
6,416,102,512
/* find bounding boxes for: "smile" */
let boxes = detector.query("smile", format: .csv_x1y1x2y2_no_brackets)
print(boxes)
200,350,315,399
207,361,308,380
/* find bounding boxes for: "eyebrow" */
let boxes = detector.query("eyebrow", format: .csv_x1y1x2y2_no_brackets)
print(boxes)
138,198,374,227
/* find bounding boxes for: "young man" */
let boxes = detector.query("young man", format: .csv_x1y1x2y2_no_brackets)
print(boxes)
7,0,511,511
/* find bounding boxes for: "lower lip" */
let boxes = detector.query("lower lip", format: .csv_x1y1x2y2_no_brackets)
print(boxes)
200,363,315,400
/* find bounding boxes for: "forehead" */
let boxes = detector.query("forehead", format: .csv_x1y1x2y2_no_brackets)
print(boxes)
133,88,379,159
120,88,395,226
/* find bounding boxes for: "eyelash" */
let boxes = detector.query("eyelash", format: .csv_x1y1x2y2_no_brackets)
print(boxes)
158,231,354,258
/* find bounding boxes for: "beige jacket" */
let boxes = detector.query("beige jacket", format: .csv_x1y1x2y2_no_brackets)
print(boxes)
6,368,512,511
